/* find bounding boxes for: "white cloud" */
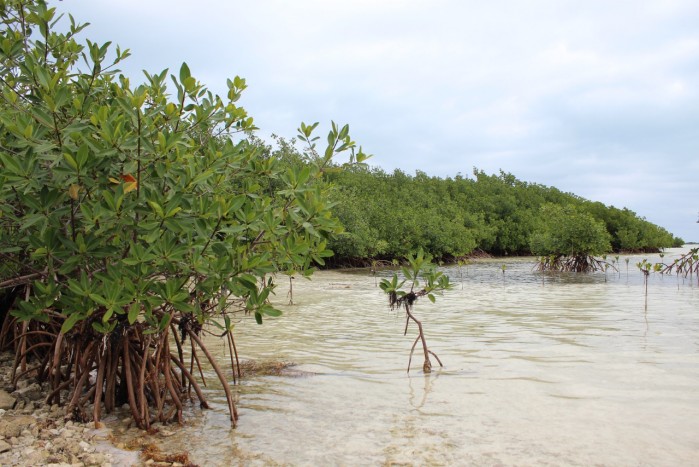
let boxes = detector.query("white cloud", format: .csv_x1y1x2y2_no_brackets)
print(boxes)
55,0,699,241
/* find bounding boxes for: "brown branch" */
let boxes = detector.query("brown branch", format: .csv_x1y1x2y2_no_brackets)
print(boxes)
122,333,143,428
162,344,183,424
138,335,151,425
190,339,207,387
169,354,209,409
92,344,107,426
187,328,238,424
0,271,46,289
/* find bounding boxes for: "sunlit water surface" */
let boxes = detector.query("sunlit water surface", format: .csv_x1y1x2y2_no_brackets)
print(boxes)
163,248,699,466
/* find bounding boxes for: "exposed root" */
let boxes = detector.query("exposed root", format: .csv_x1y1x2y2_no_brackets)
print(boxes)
535,254,614,273
0,309,241,430
388,290,442,374
662,248,699,278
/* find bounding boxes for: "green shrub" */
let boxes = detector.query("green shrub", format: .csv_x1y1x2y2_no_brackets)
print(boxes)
0,0,366,427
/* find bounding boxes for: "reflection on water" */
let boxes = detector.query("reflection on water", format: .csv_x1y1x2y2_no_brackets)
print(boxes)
162,248,699,466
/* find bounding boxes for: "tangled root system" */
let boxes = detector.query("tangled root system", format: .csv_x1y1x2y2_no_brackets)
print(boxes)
662,248,699,278
535,254,613,273
0,304,241,430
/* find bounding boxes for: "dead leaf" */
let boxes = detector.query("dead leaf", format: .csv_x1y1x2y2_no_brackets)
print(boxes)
68,184,80,200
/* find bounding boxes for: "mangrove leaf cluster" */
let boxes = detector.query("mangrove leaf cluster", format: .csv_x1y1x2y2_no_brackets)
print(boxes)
323,167,681,265
0,0,365,427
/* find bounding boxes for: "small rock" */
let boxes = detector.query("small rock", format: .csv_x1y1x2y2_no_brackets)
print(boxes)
52,438,66,450
0,439,11,453
22,449,49,466
0,415,35,438
84,453,106,465
12,382,42,401
44,453,67,464
0,390,15,410
67,442,82,455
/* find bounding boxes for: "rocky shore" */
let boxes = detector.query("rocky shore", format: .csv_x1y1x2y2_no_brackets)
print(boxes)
0,351,194,467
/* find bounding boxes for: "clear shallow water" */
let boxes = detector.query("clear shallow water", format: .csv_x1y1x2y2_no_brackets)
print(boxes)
165,248,699,466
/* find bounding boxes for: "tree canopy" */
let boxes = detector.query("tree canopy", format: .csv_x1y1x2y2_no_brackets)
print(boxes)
322,167,681,265
0,0,366,427
529,203,612,257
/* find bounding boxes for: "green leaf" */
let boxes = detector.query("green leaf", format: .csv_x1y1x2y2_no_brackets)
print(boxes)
127,302,140,324
88,293,109,306
261,305,282,317
102,308,114,323
148,201,164,217
60,313,82,334
76,144,89,168
158,312,171,331
179,62,191,82
63,153,78,171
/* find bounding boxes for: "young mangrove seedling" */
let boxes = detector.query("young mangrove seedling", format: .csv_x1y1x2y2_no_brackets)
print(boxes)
637,259,653,308
662,248,698,284
379,249,453,373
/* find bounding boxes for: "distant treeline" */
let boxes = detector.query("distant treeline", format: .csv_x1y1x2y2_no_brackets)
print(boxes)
323,167,682,265
259,138,682,266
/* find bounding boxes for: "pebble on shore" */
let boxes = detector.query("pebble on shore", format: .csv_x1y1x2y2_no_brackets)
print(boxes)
0,351,190,467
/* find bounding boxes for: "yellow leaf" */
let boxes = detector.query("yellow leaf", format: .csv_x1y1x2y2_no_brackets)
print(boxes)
108,177,120,184
124,181,137,194
121,174,138,193
68,184,80,200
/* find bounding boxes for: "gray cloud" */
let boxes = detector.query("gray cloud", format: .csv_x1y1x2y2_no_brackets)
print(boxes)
56,0,699,240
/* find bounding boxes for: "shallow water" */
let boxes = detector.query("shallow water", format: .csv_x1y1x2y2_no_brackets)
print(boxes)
165,248,699,466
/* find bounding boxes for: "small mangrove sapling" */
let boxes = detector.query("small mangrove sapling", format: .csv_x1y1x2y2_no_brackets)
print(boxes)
530,204,613,273
637,259,653,307
662,248,698,283
379,249,453,373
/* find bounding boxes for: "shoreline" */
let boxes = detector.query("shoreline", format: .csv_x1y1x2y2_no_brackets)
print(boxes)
0,351,192,467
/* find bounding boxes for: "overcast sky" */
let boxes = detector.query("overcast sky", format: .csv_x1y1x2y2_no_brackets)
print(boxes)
55,1,699,241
